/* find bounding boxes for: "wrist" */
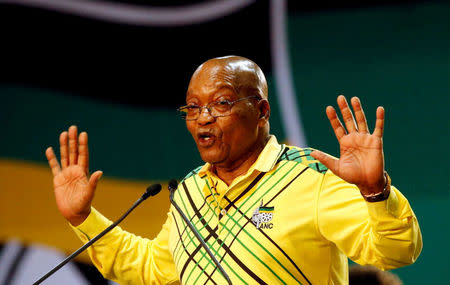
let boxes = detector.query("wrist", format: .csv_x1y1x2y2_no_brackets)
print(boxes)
67,209,91,226
361,171,391,202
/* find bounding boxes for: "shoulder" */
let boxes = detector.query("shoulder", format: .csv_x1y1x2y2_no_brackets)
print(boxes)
181,165,204,182
279,145,328,174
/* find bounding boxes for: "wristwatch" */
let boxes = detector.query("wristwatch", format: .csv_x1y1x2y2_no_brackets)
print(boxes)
362,171,391,202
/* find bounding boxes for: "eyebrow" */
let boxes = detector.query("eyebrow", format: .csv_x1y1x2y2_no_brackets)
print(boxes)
186,86,236,101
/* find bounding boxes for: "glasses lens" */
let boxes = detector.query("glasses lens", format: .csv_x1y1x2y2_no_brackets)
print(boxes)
179,106,200,120
178,110,187,119
210,101,231,117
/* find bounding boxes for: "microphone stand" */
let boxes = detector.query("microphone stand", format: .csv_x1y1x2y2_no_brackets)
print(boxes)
33,184,161,285
169,182,232,285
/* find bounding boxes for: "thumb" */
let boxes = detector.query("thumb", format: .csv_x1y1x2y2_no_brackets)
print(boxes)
310,150,339,174
88,170,103,193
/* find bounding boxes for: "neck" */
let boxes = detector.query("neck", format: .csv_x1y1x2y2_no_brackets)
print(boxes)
213,136,270,186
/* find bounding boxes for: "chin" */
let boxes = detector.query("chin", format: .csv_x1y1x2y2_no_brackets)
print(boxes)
199,150,226,165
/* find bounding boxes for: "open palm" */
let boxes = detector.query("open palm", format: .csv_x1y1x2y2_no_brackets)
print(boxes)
46,126,102,226
311,96,386,195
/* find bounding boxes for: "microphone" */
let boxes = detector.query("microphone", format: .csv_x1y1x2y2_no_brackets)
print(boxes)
168,179,232,285
33,183,162,285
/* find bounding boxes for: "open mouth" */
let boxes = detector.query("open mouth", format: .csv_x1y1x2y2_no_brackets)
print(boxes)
197,131,216,146
199,133,212,140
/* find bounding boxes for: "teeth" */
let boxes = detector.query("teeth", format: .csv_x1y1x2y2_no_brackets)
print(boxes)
199,134,212,141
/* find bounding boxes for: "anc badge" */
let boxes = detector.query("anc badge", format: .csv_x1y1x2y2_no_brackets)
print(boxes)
251,200,274,229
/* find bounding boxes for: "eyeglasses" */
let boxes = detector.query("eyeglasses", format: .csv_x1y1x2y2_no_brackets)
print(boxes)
178,95,260,121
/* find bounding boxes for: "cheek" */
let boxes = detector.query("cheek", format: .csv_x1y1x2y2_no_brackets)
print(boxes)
221,114,258,146
186,121,196,138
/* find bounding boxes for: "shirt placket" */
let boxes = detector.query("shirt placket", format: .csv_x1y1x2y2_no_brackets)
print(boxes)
211,172,259,236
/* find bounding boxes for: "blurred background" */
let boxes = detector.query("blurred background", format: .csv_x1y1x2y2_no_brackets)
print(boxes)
0,0,449,284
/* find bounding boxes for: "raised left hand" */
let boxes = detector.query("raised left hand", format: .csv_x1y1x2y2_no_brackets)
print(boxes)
311,95,386,195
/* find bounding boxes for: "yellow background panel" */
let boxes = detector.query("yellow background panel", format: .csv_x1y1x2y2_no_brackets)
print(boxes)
0,159,171,263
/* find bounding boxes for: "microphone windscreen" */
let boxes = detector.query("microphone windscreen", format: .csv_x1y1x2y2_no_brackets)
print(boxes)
145,183,162,198
168,179,178,191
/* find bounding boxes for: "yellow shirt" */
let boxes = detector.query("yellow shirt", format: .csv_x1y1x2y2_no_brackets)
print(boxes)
73,136,422,284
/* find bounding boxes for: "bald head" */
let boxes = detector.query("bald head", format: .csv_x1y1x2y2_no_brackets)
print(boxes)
189,55,268,100
185,55,271,171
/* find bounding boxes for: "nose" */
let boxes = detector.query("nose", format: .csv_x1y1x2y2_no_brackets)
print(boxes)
197,106,215,125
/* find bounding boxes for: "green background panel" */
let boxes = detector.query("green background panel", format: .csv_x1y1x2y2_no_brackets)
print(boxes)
286,3,450,283
0,77,286,181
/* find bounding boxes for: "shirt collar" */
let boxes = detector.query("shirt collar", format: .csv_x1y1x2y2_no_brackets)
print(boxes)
198,135,284,177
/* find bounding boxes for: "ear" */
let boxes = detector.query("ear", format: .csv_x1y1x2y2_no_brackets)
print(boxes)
257,99,270,126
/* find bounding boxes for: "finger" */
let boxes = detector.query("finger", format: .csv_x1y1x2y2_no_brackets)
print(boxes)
373,106,385,138
78,132,89,175
88,170,103,194
337,95,357,133
68,125,78,165
310,150,339,174
351,97,369,133
45,147,61,176
59,131,68,169
326,106,347,140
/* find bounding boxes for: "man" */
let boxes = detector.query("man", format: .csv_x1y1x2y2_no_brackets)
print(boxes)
45,56,422,284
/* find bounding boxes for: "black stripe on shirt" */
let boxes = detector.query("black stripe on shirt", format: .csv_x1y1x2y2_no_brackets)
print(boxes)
171,212,218,285
211,167,312,284
181,181,268,285
219,171,266,220
173,192,215,256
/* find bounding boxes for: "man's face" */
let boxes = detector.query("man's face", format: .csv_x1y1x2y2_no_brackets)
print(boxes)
185,65,260,167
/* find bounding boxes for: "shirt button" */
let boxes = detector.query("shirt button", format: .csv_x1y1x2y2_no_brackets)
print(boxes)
221,209,227,216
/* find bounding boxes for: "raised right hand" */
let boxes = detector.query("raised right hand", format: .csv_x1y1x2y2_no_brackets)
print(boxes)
45,125,103,226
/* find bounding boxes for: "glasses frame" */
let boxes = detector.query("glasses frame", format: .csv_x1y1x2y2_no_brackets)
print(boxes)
178,95,261,121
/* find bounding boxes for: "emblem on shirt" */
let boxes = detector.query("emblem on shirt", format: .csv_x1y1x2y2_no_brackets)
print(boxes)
252,200,274,229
